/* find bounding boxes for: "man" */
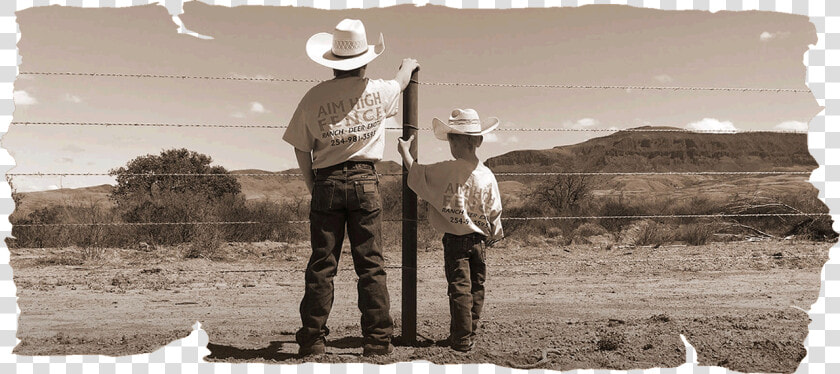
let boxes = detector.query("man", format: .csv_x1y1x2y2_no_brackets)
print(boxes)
282,18,419,357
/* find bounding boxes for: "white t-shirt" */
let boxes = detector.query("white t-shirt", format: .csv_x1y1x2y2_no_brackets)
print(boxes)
283,77,401,169
408,159,504,242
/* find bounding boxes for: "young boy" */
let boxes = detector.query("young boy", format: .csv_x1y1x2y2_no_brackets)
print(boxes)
283,18,419,357
397,108,504,352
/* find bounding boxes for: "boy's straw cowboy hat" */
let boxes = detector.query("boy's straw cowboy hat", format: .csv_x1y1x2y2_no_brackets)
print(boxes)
432,109,500,141
306,19,385,71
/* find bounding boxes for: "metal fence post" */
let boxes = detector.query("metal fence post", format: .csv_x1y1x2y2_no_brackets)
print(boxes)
401,69,419,345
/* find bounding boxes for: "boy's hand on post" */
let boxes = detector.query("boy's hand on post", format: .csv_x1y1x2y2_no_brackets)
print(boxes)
398,135,415,169
398,135,414,157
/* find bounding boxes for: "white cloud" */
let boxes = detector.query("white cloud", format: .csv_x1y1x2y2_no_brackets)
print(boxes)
64,94,82,103
230,112,246,119
564,118,599,129
760,31,790,42
46,185,59,191
13,90,36,105
482,132,517,145
775,121,808,132
483,133,499,143
654,74,673,83
685,118,737,133
250,101,267,113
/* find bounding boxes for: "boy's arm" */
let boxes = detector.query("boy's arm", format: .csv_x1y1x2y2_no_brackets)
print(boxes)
397,135,415,169
486,181,504,247
398,135,439,205
294,148,315,194
394,58,420,91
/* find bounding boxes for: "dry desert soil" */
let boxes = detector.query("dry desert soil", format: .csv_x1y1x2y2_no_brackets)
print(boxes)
10,239,831,373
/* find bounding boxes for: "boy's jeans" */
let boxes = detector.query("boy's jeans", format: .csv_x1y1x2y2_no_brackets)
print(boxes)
442,232,487,348
297,162,393,349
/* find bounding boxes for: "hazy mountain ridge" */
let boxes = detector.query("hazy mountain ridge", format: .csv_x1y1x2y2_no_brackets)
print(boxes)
486,127,815,172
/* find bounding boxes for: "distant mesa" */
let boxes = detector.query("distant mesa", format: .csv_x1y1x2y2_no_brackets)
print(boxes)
486,126,813,173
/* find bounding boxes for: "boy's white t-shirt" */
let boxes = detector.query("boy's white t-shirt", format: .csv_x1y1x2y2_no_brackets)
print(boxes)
283,77,401,169
408,159,504,242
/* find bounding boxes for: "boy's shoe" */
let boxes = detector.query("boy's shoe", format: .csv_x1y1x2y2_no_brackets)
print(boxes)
298,338,326,357
362,343,394,357
451,340,475,353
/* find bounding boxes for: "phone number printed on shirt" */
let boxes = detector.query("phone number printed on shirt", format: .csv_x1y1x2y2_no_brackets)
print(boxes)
329,127,378,147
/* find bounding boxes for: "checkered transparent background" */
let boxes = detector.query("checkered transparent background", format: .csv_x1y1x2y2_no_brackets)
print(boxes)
0,0,837,373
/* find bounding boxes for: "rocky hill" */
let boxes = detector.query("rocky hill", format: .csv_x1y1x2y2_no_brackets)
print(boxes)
486,127,814,173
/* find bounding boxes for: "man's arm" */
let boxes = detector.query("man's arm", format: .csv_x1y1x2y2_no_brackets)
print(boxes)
394,58,420,91
294,148,315,194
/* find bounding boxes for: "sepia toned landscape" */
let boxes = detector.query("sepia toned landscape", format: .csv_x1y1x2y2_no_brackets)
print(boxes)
3,2,832,373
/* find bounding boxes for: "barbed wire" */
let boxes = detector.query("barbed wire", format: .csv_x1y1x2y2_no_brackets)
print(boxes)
501,213,828,220
5,172,403,177
10,121,289,129
5,170,813,178
10,212,830,228
19,71,322,83
490,127,807,134
9,121,808,134
495,171,811,176
19,71,811,93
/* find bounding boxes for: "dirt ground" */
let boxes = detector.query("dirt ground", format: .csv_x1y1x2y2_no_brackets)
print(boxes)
10,239,831,373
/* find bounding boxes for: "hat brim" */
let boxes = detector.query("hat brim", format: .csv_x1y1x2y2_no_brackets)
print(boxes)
432,117,500,141
306,32,385,70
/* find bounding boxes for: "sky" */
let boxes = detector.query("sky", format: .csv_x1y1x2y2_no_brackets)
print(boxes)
2,2,821,192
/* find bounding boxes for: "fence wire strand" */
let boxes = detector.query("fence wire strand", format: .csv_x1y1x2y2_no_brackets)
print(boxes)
10,212,830,228
19,71,811,93
9,121,808,134
5,171,813,178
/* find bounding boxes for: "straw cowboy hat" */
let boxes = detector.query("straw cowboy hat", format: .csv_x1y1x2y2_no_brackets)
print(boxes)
432,109,500,141
306,19,385,71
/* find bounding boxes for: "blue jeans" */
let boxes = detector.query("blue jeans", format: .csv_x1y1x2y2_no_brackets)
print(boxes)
296,162,393,349
442,232,487,348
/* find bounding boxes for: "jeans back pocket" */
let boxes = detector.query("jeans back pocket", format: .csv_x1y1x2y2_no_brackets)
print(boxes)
311,180,335,211
355,179,381,211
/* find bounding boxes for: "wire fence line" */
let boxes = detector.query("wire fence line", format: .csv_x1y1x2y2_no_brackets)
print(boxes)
18,71,812,93
9,121,809,134
5,171,813,178
10,213,831,228
503,213,829,220
10,253,827,279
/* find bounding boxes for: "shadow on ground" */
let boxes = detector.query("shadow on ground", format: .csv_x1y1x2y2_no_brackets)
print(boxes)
207,340,297,361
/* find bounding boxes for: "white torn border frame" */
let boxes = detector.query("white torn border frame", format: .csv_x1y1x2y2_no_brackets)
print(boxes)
162,0,215,40
5,1,831,372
